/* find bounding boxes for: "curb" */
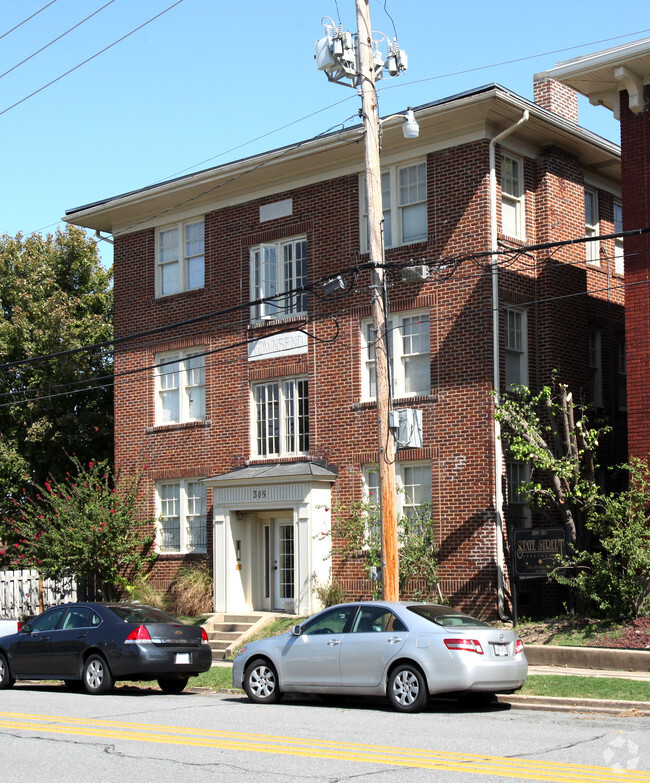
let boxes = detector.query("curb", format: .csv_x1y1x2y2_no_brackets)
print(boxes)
499,694,648,716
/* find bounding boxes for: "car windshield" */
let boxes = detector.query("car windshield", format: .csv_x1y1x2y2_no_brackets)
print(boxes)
406,604,493,628
108,605,180,624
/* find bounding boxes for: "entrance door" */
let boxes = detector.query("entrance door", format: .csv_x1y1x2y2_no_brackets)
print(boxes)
261,518,295,611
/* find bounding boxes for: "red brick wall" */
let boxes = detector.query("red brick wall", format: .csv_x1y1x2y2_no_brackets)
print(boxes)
113,135,625,616
620,87,650,462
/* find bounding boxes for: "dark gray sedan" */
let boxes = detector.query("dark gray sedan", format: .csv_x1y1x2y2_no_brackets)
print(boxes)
233,602,528,712
0,602,212,694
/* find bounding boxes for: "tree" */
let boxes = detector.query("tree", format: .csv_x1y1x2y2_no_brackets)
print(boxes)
0,227,113,509
495,379,607,548
2,455,156,600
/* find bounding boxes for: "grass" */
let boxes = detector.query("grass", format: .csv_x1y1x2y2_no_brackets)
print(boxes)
520,675,650,703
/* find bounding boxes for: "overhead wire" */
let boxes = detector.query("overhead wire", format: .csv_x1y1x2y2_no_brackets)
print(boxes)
0,1,58,42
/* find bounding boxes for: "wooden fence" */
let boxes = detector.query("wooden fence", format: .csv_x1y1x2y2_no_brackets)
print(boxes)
0,569,77,619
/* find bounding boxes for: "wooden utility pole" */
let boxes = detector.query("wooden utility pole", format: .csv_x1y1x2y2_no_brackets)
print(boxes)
355,0,399,600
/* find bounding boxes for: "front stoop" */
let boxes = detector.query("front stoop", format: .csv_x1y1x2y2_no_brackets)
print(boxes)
202,612,278,661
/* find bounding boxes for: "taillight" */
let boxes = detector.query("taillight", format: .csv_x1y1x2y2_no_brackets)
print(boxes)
201,627,209,644
125,625,152,644
515,639,524,655
17,622,21,632
444,638,484,655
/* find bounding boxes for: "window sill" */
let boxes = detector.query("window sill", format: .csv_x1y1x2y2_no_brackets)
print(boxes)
153,287,205,302
248,315,307,330
147,420,211,434
352,394,437,411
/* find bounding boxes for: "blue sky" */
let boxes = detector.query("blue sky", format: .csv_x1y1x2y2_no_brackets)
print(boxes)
2,0,648,268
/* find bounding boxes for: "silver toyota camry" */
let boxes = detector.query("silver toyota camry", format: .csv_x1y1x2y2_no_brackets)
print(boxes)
233,601,528,712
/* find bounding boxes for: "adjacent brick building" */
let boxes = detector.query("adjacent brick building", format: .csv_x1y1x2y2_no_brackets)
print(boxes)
65,79,625,618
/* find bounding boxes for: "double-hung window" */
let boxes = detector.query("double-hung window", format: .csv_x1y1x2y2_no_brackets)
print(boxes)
363,461,432,533
506,461,531,528
250,237,307,320
588,329,603,407
361,161,427,250
504,307,528,390
361,310,430,400
156,219,204,297
501,154,525,239
585,189,599,264
613,200,624,275
253,377,309,458
157,479,206,553
155,349,205,425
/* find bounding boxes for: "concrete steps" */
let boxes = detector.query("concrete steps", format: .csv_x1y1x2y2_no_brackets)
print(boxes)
202,612,277,661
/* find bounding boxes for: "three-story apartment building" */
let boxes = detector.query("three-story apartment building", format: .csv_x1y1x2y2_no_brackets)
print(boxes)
65,78,625,618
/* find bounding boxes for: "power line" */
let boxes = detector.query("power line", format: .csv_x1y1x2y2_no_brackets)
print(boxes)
0,1,58,42
0,0,118,81
0,0,185,118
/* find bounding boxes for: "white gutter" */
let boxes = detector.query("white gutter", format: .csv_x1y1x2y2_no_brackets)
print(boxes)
488,110,529,621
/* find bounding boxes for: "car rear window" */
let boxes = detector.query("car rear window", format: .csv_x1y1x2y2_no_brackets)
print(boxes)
406,604,493,628
108,605,180,624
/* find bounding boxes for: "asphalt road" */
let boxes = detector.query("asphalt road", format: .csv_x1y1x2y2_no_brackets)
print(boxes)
0,683,648,782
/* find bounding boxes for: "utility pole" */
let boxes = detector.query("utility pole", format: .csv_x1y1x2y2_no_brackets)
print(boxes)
315,2,411,601
354,0,398,601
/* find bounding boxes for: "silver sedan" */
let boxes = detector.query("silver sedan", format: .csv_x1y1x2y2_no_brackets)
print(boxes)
232,601,528,712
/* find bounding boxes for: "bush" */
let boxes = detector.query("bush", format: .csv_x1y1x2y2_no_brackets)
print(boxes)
124,573,165,609
166,563,213,616
312,579,346,608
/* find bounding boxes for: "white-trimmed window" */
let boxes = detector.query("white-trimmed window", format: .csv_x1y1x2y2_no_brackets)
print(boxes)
250,236,307,320
363,461,432,522
361,161,427,250
155,349,206,425
501,154,525,239
613,200,624,275
253,377,309,458
506,461,531,528
589,329,603,407
504,307,528,390
157,479,206,553
361,310,430,401
585,189,599,264
156,219,204,297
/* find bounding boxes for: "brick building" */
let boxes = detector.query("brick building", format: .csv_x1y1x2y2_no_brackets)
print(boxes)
540,38,650,464
65,79,625,618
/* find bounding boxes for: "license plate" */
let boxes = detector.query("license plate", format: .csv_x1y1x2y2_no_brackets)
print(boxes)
493,644,508,657
175,653,190,664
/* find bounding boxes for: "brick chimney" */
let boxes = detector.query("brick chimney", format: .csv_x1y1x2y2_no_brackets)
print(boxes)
533,76,579,123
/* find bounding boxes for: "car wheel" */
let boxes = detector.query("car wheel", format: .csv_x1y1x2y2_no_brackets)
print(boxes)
158,677,189,694
243,658,282,704
387,664,427,713
0,653,14,689
82,654,113,695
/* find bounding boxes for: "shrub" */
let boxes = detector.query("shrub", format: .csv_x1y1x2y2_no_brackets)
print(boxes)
166,563,213,617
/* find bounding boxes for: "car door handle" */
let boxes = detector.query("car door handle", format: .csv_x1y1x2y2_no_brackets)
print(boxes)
327,639,341,646
76,633,87,640
388,637,403,644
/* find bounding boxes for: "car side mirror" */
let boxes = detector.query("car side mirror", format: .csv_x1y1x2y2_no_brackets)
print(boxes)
291,625,303,636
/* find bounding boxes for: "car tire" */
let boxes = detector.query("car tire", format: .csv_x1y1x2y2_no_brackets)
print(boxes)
82,654,113,695
0,652,14,689
243,658,282,704
158,677,189,694
387,664,427,713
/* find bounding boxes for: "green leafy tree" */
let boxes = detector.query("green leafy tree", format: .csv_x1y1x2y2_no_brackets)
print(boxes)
552,458,650,619
2,455,156,600
0,227,113,509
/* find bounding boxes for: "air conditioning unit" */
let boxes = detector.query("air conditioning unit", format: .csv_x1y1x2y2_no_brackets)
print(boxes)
389,408,423,449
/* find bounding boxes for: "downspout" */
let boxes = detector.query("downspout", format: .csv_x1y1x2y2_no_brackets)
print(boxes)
489,110,529,620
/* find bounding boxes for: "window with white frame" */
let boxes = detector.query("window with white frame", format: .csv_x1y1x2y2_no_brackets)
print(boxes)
585,189,599,264
253,377,309,458
361,161,427,250
155,349,206,425
250,236,307,320
613,200,624,275
504,307,528,390
617,339,627,411
156,219,204,297
506,461,531,528
501,154,525,239
589,329,603,407
363,461,432,536
157,479,206,553
361,310,430,401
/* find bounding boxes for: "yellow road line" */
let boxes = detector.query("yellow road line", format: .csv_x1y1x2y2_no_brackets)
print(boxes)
0,712,647,783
